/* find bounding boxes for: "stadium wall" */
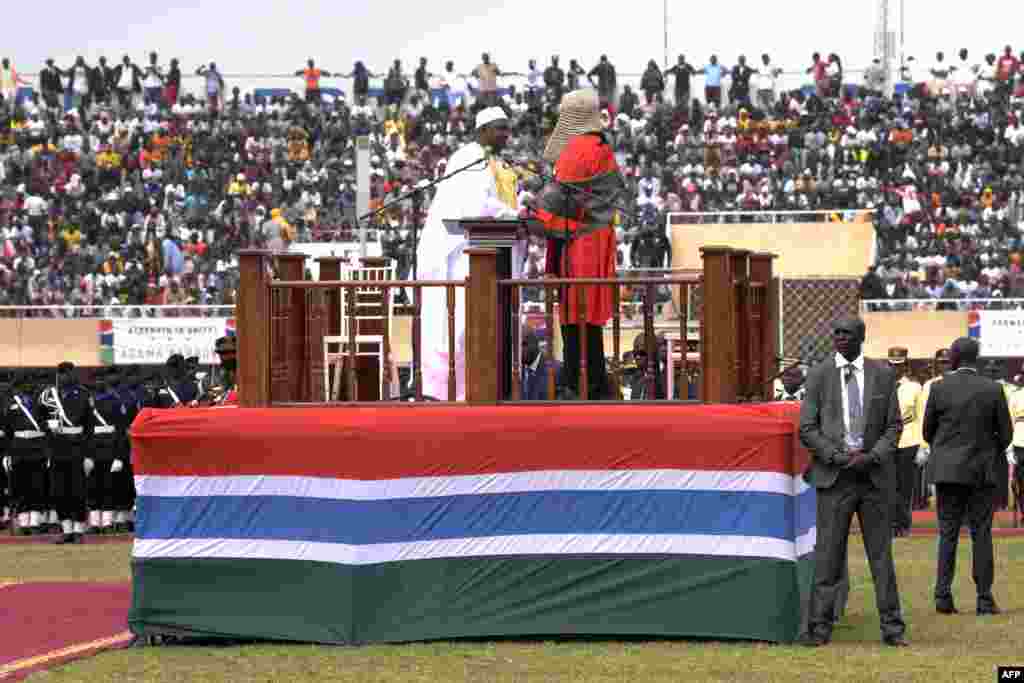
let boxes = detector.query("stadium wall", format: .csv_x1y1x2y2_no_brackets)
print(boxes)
670,221,875,279
0,312,973,368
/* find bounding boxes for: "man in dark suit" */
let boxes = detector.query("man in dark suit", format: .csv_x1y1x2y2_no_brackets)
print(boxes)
922,337,1012,616
799,317,907,647
519,329,563,401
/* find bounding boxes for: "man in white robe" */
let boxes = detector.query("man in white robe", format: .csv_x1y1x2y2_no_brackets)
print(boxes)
416,107,523,400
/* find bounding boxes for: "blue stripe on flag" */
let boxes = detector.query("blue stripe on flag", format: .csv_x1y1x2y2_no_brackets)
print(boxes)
137,489,816,545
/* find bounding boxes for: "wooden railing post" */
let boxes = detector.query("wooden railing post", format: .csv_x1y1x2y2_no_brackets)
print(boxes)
700,246,737,404
276,253,307,402
316,256,345,339
465,248,499,404
237,249,274,407
750,252,778,401
731,249,751,401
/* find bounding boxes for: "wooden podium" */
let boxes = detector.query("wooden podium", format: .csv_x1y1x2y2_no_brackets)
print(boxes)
445,218,526,402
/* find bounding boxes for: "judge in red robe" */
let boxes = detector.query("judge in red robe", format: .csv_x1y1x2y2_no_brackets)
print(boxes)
531,88,626,400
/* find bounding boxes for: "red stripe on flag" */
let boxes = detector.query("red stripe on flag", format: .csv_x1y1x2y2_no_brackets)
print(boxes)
130,405,800,479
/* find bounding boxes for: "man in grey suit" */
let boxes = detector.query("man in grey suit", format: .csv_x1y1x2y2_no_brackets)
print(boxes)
799,317,908,647
922,337,1012,616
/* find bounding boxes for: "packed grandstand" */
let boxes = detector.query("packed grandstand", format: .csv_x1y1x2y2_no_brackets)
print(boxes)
1,47,1024,317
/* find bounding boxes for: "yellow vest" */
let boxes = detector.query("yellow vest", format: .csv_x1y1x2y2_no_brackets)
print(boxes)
896,377,923,448
1009,387,1024,449
917,375,943,447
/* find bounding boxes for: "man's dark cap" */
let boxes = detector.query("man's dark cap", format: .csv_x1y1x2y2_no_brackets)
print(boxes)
934,349,951,361
215,335,237,353
57,361,75,373
887,347,909,364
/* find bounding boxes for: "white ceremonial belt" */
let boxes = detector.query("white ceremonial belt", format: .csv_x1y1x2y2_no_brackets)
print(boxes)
94,426,116,435
55,426,84,435
14,430,45,439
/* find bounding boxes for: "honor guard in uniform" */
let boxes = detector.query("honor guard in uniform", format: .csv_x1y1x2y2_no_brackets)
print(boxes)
114,367,143,532
211,335,239,406
0,373,11,528
87,368,132,533
153,354,199,408
914,348,953,508
888,347,922,536
4,371,50,535
774,365,807,401
40,362,94,544
984,360,1012,510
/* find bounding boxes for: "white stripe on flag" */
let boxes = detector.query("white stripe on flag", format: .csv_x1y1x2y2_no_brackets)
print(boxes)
133,533,806,565
135,470,810,501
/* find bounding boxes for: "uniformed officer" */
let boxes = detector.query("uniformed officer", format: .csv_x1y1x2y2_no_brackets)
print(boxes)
888,346,922,536
0,372,11,528
984,360,1012,510
211,335,239,406
5,371,50,535
87,368,131,533
914,348,953,509
153,354,199,408
114,366,144,532
774,364,807,401
39,362,94,544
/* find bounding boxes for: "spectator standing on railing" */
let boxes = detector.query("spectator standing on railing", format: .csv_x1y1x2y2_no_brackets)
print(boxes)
1,58,30,110
472,53,502,109
587,55,616,105
665,55,696,108
701,56,725,108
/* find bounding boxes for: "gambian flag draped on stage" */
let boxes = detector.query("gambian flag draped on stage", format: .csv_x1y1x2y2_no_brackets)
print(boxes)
129,404,816,644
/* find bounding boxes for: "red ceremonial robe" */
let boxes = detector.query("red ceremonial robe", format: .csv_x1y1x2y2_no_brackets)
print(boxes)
534,134,619,326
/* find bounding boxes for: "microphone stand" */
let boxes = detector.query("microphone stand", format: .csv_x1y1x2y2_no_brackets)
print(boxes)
352,154,491,276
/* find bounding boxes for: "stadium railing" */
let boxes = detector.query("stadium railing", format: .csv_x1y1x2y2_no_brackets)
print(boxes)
0,305,236,319
666,209,875,226
860,298,1024,313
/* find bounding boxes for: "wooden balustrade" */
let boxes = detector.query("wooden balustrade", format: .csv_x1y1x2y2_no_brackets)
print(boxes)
236,245,777,407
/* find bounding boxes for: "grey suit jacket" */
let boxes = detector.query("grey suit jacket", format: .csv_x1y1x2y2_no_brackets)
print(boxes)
799,356,903,490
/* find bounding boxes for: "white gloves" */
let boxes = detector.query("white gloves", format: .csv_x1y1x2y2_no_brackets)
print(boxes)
2,456,10,472
1008,447,1018,467
915,447,929,467
83,457,95,475
111,459,124,473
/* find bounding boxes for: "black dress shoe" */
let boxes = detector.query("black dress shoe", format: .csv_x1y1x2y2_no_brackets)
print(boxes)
977,604,1001,616
800,633,830,647
935,603,958,614
883,635,909,647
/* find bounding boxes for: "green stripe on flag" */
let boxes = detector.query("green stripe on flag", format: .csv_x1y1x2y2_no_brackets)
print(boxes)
130,555,803,644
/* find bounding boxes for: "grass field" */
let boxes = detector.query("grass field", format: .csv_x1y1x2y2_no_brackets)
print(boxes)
4,537,1023,682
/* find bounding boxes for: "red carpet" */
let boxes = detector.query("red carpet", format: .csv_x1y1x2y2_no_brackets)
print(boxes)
0,582,132,680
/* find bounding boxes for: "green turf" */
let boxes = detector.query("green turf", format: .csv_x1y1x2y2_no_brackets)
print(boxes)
8,537,1023,682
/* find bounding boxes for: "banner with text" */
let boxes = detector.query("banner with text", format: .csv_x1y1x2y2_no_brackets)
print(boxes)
972,310,1024,357
100,318,235,365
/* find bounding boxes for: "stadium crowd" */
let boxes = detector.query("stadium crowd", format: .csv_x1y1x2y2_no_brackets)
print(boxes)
1,47,1024,316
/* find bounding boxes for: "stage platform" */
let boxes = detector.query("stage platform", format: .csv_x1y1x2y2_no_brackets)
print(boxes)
128,403,815,645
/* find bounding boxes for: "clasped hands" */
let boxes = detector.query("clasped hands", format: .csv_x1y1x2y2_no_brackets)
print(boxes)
831,450,873,471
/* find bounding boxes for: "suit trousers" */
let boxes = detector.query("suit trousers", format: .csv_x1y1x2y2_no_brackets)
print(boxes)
891,446,918,530
993,455,1010,511
561,324,608,400
810,469,905,640
934,482,996,607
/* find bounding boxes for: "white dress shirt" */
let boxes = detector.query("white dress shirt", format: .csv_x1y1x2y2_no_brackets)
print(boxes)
834,353,865,444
